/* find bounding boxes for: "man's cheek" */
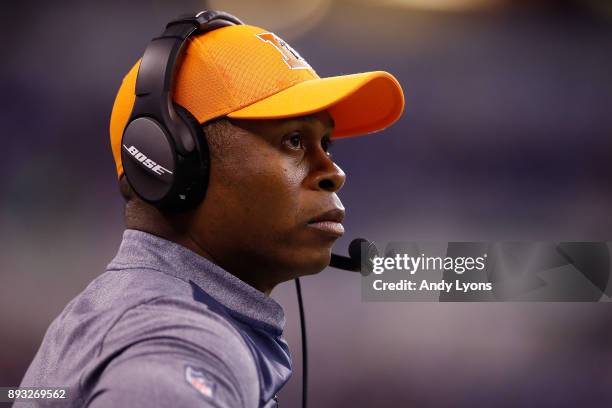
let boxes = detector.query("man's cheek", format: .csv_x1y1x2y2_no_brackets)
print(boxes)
282,157,309,186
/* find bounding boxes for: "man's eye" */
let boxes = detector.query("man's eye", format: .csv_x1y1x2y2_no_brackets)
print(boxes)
283,132,304,150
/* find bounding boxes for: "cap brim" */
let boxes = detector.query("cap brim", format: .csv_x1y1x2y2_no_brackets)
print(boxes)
226,71,404,138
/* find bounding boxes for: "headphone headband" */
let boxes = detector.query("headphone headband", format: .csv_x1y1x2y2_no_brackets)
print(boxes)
168,10,244,31
132,12,243,155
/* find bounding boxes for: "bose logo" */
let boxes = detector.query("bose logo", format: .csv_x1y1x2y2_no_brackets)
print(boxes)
122,145,173,176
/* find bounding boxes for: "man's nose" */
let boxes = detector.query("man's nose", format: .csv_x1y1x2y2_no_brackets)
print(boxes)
310,159,346,193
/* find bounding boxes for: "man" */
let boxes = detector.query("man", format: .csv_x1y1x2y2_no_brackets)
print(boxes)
17,12,403,408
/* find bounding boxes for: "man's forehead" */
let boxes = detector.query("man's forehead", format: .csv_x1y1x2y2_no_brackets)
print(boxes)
283,111,335,131
228,110,335,137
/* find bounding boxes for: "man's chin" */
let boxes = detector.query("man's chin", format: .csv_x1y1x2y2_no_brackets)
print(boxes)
288,248,332,278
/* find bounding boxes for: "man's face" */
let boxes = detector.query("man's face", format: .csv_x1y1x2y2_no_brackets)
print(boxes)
188,110,346,292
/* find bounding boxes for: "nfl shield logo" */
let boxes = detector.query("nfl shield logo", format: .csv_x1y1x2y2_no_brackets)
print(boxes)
185,365,216,399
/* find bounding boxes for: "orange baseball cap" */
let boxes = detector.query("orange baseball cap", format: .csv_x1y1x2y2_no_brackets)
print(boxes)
110,24,405,178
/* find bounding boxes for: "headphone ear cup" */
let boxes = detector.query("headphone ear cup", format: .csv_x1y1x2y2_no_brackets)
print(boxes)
171,104,211,211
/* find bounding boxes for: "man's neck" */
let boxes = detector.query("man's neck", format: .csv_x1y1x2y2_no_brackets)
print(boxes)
124,201,275,296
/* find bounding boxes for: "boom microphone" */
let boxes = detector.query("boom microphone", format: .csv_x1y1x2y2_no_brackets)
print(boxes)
330,238,378,275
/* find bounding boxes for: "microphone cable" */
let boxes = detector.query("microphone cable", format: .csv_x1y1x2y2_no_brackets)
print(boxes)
292,238,376,408
294,277,308,408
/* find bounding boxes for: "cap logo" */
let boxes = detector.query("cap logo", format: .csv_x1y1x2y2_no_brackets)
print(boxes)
256,32,312,70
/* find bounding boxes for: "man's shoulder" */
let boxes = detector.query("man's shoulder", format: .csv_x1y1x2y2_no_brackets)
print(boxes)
69,265,218,322
86,267,252,356
20,267,259,402
53,266,200,334
101,292,250,353
92,292,260,407
91,264,193,302
89,270,259,401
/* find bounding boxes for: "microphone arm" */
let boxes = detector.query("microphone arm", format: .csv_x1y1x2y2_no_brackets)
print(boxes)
330,253,359,272
329,238,377,275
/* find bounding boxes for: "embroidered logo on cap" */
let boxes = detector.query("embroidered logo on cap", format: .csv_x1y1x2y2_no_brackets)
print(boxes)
185,365,216,399
256,32,312,70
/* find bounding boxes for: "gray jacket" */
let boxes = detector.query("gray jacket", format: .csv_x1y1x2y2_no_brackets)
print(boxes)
17,229,292,407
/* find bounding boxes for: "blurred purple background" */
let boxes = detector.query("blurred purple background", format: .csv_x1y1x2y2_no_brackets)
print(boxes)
2,0,612,406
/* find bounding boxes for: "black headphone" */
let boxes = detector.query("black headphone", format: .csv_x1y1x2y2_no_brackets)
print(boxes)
120,10,244,212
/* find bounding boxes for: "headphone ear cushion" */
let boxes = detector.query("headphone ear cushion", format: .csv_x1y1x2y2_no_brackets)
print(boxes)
171,104,211,210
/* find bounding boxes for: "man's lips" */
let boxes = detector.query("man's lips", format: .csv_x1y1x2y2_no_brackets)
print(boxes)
308,208,345,223
307,208,345,237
